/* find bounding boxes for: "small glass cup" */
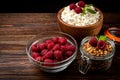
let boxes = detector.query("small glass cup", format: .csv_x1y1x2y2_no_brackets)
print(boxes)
79,36,115,74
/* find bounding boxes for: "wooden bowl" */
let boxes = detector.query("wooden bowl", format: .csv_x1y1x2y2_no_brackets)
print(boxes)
57,7,103,41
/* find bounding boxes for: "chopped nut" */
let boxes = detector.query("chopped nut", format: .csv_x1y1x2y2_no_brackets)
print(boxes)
104,50,108,55
96,53,100,56
100,51,103,55
86,47,92,52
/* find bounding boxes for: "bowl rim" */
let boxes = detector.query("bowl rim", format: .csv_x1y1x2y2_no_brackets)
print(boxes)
26,31,78,65
57,7,103,28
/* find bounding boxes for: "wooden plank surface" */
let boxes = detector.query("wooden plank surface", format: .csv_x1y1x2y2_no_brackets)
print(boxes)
0,13,120,80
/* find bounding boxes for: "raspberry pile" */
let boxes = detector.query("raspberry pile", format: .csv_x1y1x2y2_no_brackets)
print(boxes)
89,36,106,50
30,37,76,66
69,0,85,14
69,0,97,15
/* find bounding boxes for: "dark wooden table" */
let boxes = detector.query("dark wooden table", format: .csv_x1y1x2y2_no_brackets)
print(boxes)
0,13,120,80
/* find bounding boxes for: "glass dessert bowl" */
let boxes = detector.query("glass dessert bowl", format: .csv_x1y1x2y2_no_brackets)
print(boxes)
79,35,115,74
57,0,103,41
26,31,78,73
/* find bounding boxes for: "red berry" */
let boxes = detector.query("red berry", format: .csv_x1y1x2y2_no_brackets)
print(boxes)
61,45,67,52
74,7,82,14
59,37,67,45
45,39,53,44
31,43,39,52
40,49,48,56
65,43,71,46
53,44,61,51
44,59,54,66
35,56,43,61
54,50,63,60
47,42,54,50
65,51,73,58
78,1,85,7
53,37,59,43
39,42,47,50
53,59,58,62
89,36,98,47
66,45,76,52
97,40,106,50
43,51,53,60
69,3,77,10
31,52,40,59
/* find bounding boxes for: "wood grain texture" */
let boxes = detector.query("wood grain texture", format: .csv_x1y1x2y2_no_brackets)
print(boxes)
0,13,120,80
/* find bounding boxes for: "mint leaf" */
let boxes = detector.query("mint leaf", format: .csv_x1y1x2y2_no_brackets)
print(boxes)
81,8,86,16
86,8,96,14
99,35,107,41
86,4,93,7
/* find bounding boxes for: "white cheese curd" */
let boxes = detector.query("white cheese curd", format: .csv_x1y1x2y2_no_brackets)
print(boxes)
61,5,100,26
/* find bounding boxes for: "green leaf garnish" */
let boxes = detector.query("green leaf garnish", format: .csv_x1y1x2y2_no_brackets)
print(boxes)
86,4,93,7
81,4,96,16
86,8,96,14
99,35,107,41
81,8,86,16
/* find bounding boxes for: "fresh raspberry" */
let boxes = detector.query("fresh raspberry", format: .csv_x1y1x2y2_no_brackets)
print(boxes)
43,50,53,60
65,51,73,58
65,43,71,46
69,3,77,10
74,7,82,14
78,1,85,7
47,42,54,50
45,39,53,44
35,56,43,61
31,43,39,52
54,50,63,61
60,45,67,52
39,42,47,50
89,36,98,47
31,52,40,59
59,37,67,45
97,40,106,50
53,37,59,43
40,49,48,56
66,45,76,52
53,59,58,62
53,44,61,51
44,59,54,66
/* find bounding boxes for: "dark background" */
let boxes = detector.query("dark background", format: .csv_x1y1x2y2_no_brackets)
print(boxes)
0,0,119,13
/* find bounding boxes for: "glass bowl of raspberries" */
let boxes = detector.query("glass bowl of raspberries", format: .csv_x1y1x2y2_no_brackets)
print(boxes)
26,31,78,73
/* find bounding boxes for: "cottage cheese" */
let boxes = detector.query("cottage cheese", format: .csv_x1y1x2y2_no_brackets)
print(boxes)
61,5,100,26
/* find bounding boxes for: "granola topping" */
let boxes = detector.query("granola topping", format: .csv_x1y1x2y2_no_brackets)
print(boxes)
82,41,113,56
